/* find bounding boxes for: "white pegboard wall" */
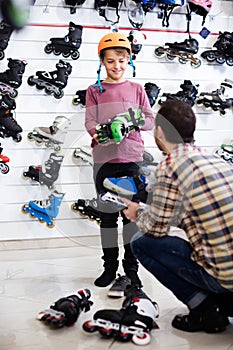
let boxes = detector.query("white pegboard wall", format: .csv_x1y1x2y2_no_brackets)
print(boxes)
0,0,232,241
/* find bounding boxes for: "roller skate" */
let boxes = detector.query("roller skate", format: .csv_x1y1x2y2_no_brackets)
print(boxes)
22,190,65,228
83,285,159,345
201,31,233,66
144,82,160,107
196,78,233,116
0,94,22,142
44,21,83,60
96,108,145,144
27,59,72,99
0,143,10,174
27,115,70,151
72,88,86,106
23,153,64,188
154,37,201,68
73,144,92,165
215,142,233,165
37,288,93,328
103,174,146,196
159,80,199,107
71,197,102,225
0,20,14,61
0,58,27,98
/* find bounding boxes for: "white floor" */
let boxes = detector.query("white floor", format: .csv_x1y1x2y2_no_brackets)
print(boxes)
1,236,233,350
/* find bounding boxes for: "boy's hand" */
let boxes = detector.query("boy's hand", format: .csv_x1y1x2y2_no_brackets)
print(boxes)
121,197,140,222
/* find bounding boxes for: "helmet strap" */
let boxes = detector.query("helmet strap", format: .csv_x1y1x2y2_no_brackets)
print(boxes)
129,55,136,77
93,62,104,92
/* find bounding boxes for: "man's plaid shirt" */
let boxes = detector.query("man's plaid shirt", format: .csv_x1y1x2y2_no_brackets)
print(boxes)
136,143,233,291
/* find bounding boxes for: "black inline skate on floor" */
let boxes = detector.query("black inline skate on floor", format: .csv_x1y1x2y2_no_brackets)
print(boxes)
27,59,72,99
0,58,27,98
201,31,233,66
0,20,14,60
196,78,233,116
159,80,199,107
44,21,83,60
83,285,159,345
23,152,64,188
154,36,201,68
0,94,22,142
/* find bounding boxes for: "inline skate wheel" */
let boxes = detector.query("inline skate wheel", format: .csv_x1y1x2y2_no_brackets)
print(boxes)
226,58,233,66
0,50,4,61
44,44,53,54
54,90,64,99
191,58,201,68
53,144,61,152
0,162,9,174
216,56,225,64
62,52,70,58
178,56,188,64
82,320,98,333
166,54,176,61
45,88,53,95
205,53,215,62
14,134,22,142
98,327,115,338
21,204,28,214
46,220,55,228
132,332,151,345
115,332,132,342
154,47,165,57
72,97,79,105
53,49,61,56
9,90,18,98
27,76,36,86
71,51,80,60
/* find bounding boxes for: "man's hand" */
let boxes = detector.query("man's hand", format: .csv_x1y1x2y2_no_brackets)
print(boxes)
121,197,140,222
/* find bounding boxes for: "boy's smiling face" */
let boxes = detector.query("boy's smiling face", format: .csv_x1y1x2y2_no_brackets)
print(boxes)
101,49,129,84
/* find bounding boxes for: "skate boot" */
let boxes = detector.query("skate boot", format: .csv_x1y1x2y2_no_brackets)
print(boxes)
22,190,65,228
201,31,233,66
103,176,147,196
83,285,159,345
0,20,14,61
127,30,146,60
96,107,145,144
71,197,103,225
107,274,132,298
0,94,22,142
44,22,83,60
27,59,72,99
0,144,10,174
144,82,160,107
215,142,233,165
159,80,199,107
23,153,64,188
73,144,92,165
154,37,201,68
196,78,233,116
37,288,93,328
72,88,86,106
0,58,27,98
27,115,70,151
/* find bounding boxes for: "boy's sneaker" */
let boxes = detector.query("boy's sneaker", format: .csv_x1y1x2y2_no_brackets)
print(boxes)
103,176,146,196
107,274,131,298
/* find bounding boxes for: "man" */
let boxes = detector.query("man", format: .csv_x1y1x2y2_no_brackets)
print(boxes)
123,99,233,333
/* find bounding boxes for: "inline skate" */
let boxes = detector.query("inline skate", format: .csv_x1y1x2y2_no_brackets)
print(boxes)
96,107,145,144
23,153,64,188
0,58,27,98
154,37,201,68
215,142,233,165
0,94,22,141
83,285,159,345
201,31,233,66
44,22,83,60
0,20,14,61
144,82,160,107
37,288,93,328
0,143,9,174
159,80,199,106
127,30,146,60
73,144,92,165
196,78,233,116
27,115,70,151
27,59,72,99
22,190,65,228
71,197,103,225
72,88,86,106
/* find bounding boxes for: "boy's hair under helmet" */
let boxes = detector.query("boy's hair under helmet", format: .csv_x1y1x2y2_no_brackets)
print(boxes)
94,32,135,93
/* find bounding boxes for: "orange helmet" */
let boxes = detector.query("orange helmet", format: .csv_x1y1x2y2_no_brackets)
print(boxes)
98,32,132,56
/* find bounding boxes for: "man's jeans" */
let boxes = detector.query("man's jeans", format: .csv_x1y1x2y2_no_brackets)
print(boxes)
131,231,229,308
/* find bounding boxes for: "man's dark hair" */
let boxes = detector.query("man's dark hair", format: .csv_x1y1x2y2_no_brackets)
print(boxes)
156,100,196,143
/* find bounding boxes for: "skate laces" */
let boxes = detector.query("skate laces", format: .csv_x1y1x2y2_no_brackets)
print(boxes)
113,274,131,287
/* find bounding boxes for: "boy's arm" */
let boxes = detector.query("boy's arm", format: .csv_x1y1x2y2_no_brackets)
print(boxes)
85,86,98,137
139,86,155,131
